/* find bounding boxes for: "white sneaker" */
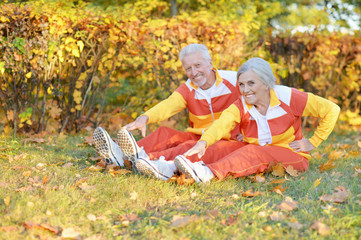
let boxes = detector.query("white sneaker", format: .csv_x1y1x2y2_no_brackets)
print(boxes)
135,157,175,181
174,155,214,183
117,127,149,170
93,127,124,167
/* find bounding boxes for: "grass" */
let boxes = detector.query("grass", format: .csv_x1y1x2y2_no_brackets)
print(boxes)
0,129,360,239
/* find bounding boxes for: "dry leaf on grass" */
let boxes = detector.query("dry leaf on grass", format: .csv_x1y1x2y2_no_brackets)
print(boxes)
277,197,298,211
61,227,82,239
170,215,198,227
328,150,343,160
130,191,138,201
4,196,10,206
311,221,330,236
269,211,285,221
108,168,132,177
269,179,286,184
22,222,61,235
272,185,288,195
242,189,262,197
287,221,304,230
0,226,18,232
220,213,242,226
285,165,300,177
272,163,285,177
319,159,338,172
319,186,349,203
313,177,322,188
254,173,266,183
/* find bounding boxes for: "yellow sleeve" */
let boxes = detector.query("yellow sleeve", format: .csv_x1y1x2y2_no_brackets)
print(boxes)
200,104,241,147
143,91,187,124
303,93,340,147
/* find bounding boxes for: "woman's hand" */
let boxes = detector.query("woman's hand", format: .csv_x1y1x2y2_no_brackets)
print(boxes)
289,138,315,152
184,141,207,159
123,115,149,137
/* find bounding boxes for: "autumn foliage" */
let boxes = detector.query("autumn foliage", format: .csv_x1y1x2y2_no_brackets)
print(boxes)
0,1,360,135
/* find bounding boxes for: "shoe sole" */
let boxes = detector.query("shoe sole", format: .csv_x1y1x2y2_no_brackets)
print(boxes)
93,127,124,167
117,128,139,169
135,158,170,180
174,155,202,183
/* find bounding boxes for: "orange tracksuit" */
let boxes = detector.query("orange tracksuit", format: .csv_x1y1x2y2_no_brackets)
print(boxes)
199,85,340,179
137,68,244,161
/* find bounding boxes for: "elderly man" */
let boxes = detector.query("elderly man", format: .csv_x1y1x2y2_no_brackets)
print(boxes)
93,43,243,180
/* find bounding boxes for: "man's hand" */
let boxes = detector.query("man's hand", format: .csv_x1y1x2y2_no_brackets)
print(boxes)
124,115,149,137
184,141,207,159
289,138,315,152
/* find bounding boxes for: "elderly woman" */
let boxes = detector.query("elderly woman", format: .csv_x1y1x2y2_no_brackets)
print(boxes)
174,57,340,183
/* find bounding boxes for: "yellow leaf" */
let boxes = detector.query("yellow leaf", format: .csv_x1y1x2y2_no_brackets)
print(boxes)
25,72,32,79
77,41,84,52
328,150,343,160
4,196,10,206
26,120,32,125
75,105,82,111
65,37,76,45
131,112,138,119
0,16,9,22
314,177,322,188
70,108,76,113
72,48,80,58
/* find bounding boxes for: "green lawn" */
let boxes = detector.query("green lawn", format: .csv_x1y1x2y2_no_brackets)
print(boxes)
0,129,360,239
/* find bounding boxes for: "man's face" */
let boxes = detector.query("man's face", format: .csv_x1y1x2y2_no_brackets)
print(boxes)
182,51,213,88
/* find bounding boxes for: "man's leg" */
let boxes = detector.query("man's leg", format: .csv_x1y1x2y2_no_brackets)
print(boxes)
137,126,199,154
206,145,309,180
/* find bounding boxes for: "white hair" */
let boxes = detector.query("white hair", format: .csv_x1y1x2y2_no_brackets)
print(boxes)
179,44,212,62
237,57,276,89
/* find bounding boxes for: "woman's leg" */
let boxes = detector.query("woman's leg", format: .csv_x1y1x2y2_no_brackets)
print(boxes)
207,144,309,180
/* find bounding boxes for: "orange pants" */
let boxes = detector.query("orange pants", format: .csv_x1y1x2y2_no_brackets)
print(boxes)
206,144,309,180
137,126,245,163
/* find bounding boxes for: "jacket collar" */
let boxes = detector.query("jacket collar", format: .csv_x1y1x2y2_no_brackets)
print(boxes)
189,68,221,90
244,88,280,110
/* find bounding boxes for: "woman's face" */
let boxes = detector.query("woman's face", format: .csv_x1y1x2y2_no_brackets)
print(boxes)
238,70,269,106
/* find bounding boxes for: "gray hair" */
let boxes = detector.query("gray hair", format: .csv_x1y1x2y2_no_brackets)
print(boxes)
179,44,212,62
237,57,276,89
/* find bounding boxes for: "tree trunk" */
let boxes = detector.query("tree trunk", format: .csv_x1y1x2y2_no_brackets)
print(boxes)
170,0,178,16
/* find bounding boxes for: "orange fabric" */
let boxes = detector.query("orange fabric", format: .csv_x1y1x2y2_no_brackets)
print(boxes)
137,126,246,162
206,144,309,180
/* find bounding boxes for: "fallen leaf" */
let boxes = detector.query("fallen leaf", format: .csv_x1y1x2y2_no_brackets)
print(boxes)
83,135,94,146
319,186,349,203
277,197,298,211
0,226,18,232
272,185,287,195
4,196,10,206
242,189,262,197
254,173,266,183
272,163,285,177
108,168,131,177
220,214,238,226
328,150,343,160
269,179,286,184
78,182,95,192
130,191,138,201
313,177,322,188
358,141,361,148
63,162,74,168
311,221,330,236
88,165,104,172
42,176,50,185
22,222,61,235
319,159,338,172
170,215,197,227
269,211,285,221
354,167,361,176
285,165,300,177
61,227,82,239
87,214,97,221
